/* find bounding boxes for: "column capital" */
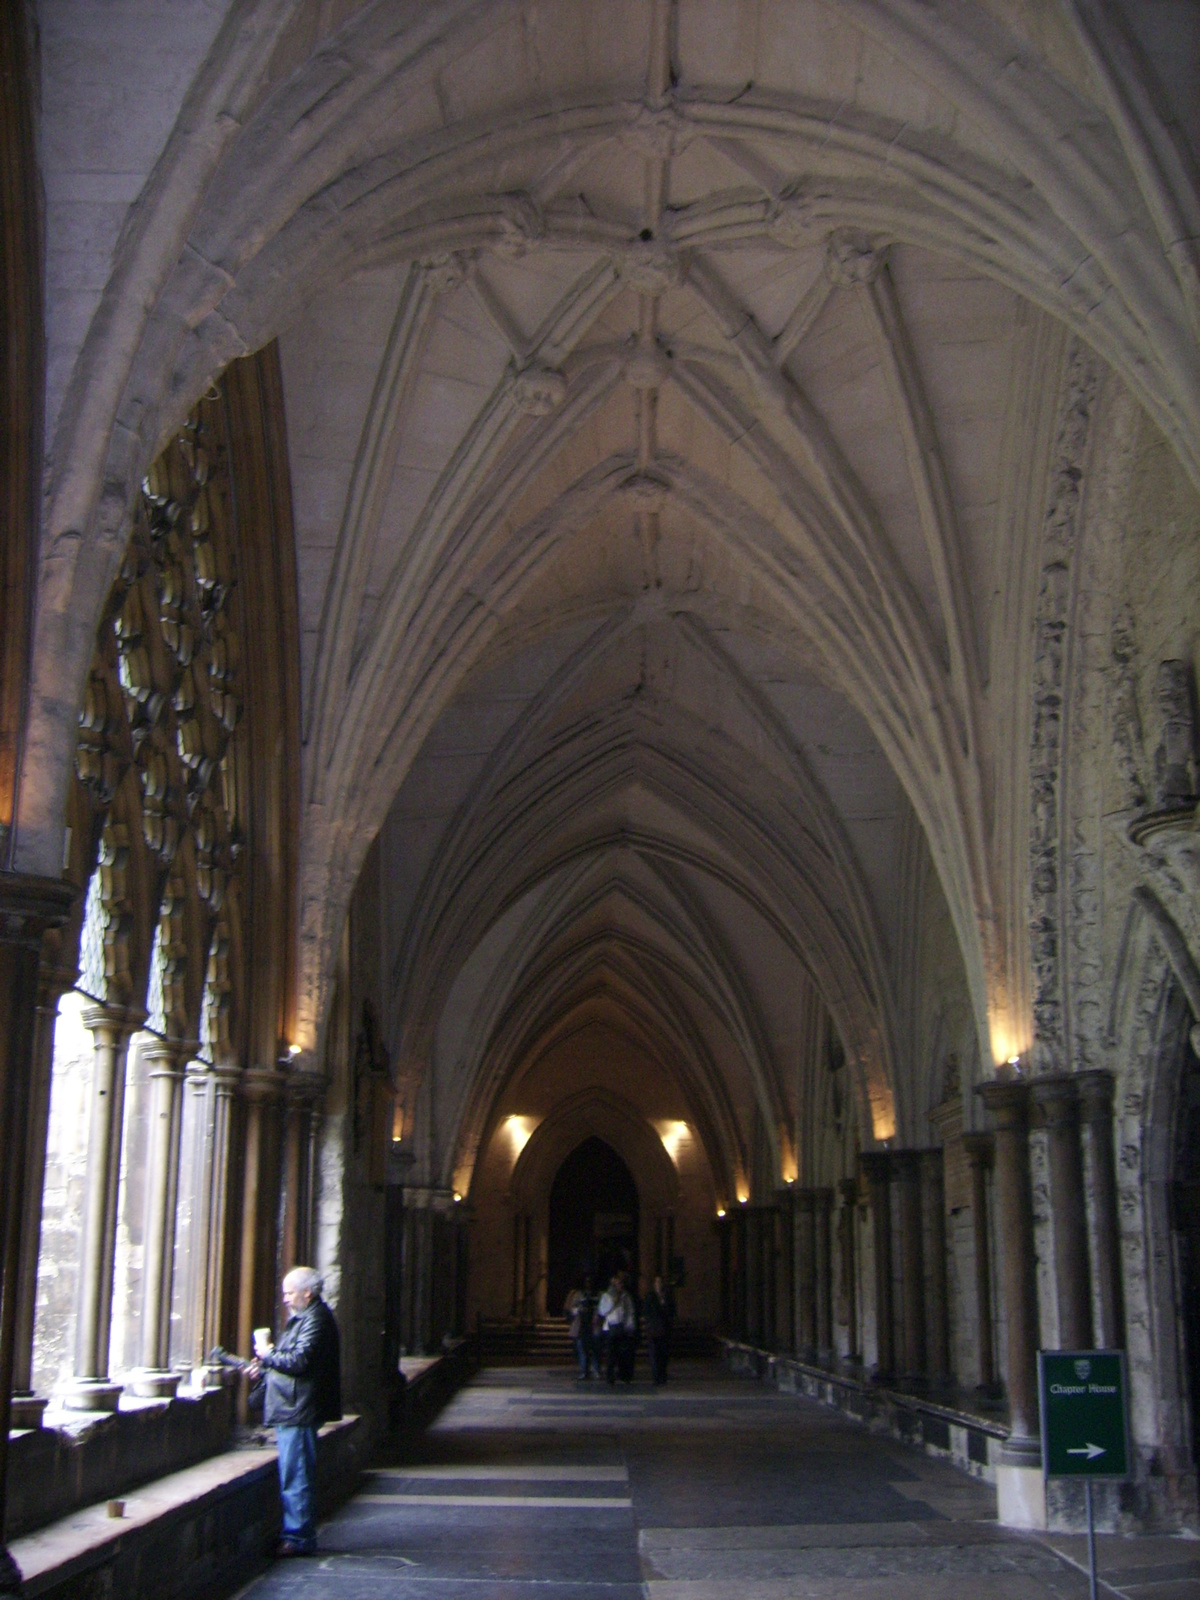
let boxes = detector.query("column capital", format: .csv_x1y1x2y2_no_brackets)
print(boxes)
1029,1074,1081,1128
37,960,78,1011
1074,1069,1115,1119
890,1149,924,1181
977,1077,1032,1129
79,1000,146,1041
838,1176,860,1207
961,1130,995,1170
858,1151,892,1186
0,871,76,948
285,1069,327,1110
141,1036,196,1078
240,1065,285,1104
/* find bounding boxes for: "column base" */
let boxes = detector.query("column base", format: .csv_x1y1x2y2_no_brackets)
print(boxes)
60,1378,124,1412
996,1455,1047,1530
127,1369,182,1399
9,1391,48,1429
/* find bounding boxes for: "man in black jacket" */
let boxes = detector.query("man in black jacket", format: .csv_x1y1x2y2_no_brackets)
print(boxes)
248,1266,342,1557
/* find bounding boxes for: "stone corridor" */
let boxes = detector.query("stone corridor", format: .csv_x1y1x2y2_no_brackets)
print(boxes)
234,1363,1200,1600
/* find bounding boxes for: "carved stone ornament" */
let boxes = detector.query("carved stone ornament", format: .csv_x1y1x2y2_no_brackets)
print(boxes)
621,102,693,160
421,250,479,294
492,192,545,260
619,472,670,512
624,343,671,391
621,241,682,296
824,227,886,288
510,365,568,417
1153,659,1197,809
768,182,822,249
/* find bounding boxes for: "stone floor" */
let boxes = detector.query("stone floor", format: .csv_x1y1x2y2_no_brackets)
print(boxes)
233,1361,1200,1600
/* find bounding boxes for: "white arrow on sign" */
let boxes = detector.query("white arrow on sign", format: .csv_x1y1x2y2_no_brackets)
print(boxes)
1066,1444,1105,1460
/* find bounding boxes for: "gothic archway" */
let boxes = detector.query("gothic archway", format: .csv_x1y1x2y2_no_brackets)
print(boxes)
547,1137,640,1315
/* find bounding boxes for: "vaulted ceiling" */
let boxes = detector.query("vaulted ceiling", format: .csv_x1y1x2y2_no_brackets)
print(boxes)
25,0,1200,1156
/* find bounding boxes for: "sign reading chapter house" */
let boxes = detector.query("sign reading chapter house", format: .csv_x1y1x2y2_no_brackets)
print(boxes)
1039,1350,1130,1479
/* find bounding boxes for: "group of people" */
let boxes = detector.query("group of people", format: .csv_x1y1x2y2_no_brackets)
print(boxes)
564,1271,676,1385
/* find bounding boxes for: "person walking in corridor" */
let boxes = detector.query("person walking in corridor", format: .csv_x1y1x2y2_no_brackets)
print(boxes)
248,1266,342,1557
643,1274,676,1386
564,1276,598,1378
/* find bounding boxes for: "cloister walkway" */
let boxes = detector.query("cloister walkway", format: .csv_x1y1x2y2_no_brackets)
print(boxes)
233,1361,1198,1600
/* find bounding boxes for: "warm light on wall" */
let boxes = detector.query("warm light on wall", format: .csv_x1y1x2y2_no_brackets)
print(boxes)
392,1102,405,1143
655,1119,690,1165
503,1114,537,1161
989,1014,1030,1070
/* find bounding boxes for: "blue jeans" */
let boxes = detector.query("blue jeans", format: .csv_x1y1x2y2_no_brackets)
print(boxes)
276,1424,318,1550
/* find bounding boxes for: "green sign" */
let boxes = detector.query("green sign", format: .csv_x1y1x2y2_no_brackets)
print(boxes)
1039,1350,1130,1479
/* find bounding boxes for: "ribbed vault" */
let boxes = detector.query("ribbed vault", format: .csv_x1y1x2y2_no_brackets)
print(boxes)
22,0,1200,1165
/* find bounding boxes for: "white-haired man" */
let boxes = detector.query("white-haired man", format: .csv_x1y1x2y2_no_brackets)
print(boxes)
247,1266,342,1557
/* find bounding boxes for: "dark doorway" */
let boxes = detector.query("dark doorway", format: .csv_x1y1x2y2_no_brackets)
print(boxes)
547,1137,639,1316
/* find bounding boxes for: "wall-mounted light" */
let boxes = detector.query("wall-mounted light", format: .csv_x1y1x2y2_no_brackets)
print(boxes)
392,1103,405,1143
503,1115,536,1160
1008,1054,1022,1076
716,1208,726,1219
655,1119,690,1165
453,1191,462,1203
288,1042,302,1058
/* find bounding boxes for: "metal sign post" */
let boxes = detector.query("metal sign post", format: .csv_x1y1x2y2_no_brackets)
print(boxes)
1039,1350,1131,1600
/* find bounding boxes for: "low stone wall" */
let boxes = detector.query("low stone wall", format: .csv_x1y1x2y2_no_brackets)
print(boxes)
722,1339,1008,1483
5,1387,236,1540
8,1342,475,1599
12,1416,365,1600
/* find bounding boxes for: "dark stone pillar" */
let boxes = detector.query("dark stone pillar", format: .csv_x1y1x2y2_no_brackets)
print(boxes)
731,1205,749,1340
978,1080,1041,1461
962,1132,998,1394
814,1188,834,1361
921,1149,950,1386
744,1206,762,1344
760,1206,778,1349
775,1190,795,1352
1032,1075,1092,1349
1077,1070,1124,1348
0,875,75,1593
894,1152,926,1382
793,1189,816,1358
837,1178,859,1364
859,1154,894,1380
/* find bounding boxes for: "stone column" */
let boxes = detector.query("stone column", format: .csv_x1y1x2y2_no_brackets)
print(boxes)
0,875,75,1595
186,1064,241,1377
731,1205,749,1340
744,1206,763,1344
1032,1075,1092,1349
64,1002,144,1410
962,1132,998,1393
837,1178,859,1364
10,959,76,1427
236,1068,284,1365
775,1189,795,1352
921,1150,950,1387
793,1188,817,1358
280,1071,324,1271
814,1188,834,1361
762,1206,778,1348
859,1154,894,1380
978,1081,1041,1461
130,1038,191,1396
1076,1070,1124,1348
894,1152,926,1383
